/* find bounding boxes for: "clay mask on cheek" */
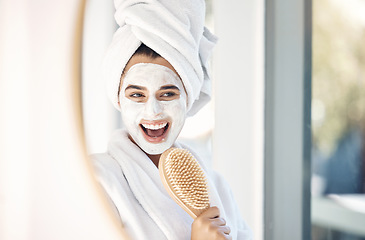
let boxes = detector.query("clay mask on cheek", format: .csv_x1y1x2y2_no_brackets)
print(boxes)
119,63,187,155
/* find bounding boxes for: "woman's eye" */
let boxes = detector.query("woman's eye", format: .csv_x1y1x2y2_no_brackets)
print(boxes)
130,93,144,98
161,92,176,97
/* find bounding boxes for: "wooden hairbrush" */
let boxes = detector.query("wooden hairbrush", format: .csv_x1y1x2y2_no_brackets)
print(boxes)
159,147,210,218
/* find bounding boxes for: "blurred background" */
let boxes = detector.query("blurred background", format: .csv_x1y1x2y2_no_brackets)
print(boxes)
311,0,365,239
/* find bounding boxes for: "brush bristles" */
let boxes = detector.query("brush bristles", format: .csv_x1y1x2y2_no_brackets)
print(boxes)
164,148,209,210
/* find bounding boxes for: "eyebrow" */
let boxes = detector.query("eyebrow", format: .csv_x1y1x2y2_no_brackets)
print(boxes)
160,85,180,91
125,85,146,91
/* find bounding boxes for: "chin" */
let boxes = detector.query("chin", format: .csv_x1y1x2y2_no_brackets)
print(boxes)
137,139,173,155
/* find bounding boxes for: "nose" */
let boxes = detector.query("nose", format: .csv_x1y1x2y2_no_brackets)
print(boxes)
145,97,162,117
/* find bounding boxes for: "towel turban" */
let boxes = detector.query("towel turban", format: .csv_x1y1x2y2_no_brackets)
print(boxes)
103,0,217,116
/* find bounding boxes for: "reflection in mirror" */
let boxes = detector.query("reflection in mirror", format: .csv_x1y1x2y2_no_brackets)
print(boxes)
82,0,263,239
82,0,215,162
312,0,365,239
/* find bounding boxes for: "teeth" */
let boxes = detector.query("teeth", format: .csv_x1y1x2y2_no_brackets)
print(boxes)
142,122,167,130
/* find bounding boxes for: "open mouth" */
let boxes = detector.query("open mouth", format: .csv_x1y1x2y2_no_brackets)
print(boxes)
140,121,170,142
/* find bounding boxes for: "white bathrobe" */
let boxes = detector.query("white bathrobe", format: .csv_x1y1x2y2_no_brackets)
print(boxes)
91,129,253,240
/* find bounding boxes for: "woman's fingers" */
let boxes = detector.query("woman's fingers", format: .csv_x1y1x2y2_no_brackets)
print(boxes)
219,225,231,235
211,216,226,226
200,206,220,219
225,234,233,240
191,206,232,240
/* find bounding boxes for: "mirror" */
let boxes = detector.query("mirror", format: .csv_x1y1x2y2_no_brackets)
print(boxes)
0,0,129,239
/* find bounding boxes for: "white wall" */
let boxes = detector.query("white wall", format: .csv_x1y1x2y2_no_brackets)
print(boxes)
0,1,30,238
82,0,120,154
212,1,265,239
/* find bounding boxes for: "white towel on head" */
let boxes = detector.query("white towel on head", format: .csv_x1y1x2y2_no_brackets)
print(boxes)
103,0,217,116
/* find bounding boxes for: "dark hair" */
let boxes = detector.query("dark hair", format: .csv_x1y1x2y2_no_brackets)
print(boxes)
118,43,161,100
121,43,161,77
134,43,161,59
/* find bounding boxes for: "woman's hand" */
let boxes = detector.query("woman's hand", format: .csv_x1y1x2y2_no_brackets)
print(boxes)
191,206,232,240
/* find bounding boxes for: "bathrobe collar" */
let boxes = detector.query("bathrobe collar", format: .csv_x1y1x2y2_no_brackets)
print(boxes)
107,129,193,239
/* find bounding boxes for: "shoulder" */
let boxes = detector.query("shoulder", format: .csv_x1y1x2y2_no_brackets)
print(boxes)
90,152,116,169
209,170,232,194
89,152,124,185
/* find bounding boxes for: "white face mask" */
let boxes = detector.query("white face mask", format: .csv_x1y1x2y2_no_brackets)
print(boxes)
119,63,187,155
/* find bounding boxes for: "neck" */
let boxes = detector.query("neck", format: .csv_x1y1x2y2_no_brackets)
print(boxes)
147,153,161,168
127,134,161,168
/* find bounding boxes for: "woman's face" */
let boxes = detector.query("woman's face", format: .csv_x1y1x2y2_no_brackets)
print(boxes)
118,55,187,155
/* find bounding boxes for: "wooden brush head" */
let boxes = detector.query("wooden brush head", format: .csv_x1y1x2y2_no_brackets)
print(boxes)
159,148,210,218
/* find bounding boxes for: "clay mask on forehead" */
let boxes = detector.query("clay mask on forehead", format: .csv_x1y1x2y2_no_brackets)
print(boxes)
119,63,187,155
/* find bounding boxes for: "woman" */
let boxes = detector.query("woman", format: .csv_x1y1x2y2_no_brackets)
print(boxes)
92,0,252,239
